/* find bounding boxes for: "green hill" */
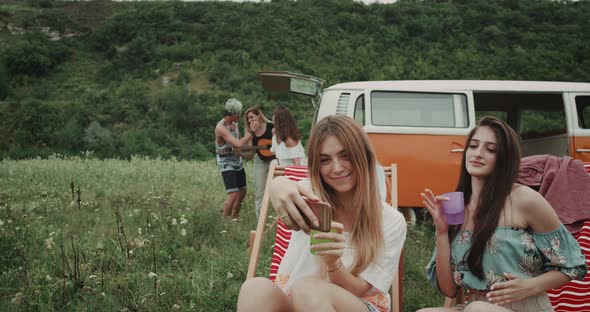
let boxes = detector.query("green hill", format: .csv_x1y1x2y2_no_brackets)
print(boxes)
1,0,589,159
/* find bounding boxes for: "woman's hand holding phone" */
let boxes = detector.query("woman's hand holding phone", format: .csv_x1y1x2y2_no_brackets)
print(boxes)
269,176,320,233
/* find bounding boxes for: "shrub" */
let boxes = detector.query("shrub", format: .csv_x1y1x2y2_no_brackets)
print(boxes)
0,63,8,100
83,121,114,156
3,32,69,77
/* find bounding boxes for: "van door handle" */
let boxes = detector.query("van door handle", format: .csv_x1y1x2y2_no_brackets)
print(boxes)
450,148,464,153
576,149,590,153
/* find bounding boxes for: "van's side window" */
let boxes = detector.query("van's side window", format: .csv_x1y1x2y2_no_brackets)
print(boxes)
520,110,567,139
371,92,468,128
576,96,590,129
354,94,365,126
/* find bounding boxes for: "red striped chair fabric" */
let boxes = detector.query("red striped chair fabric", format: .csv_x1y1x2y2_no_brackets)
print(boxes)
546,162,590,312
547,220,590,312
268,165,308,282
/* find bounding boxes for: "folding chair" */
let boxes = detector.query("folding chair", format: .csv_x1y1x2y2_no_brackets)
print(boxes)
247,163,404,312
546,161,590,311
444,161,590,310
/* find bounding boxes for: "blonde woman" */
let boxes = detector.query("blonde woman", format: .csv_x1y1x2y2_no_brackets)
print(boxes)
237,115,406,312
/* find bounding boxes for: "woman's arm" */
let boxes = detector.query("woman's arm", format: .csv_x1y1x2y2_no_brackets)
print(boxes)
215,124,252,148
311,222,372,296
421,189,457,297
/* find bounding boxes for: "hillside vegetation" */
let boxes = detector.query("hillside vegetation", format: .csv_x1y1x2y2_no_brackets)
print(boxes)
1,0,589,159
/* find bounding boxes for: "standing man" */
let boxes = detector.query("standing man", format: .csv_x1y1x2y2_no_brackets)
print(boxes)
215,98,256,219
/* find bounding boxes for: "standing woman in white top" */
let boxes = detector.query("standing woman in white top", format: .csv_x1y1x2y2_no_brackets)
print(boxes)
271,106,307,166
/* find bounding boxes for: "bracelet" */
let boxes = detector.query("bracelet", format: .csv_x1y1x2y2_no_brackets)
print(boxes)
327,260,342,273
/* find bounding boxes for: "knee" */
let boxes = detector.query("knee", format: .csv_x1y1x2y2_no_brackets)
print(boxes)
464,301,493,312
290,277,327,303
238,277,276,302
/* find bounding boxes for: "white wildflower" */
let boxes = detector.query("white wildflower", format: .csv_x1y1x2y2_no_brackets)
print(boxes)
148,272,157,278
89,275,97,280
7,219,12,223
179,218,188,225
11,292,23,304
171,218,177,225
128,250,133,255
45,238,54,250
220,230,227,234
137,227,142,235
226,272,234,279
46,275,52,281
180,229,187,237
0,220,4,226
101,292,105,298
172,304,180,310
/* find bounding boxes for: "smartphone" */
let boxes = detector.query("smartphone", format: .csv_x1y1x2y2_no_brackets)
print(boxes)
300,197,332,232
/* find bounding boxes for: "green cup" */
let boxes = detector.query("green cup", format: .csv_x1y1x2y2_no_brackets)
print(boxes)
310,228,337,255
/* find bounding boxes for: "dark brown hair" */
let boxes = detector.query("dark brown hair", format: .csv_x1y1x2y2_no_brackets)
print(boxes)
273,106,301,142
450,116,521,280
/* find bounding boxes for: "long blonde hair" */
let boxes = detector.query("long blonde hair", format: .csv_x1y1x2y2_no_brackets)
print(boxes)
307,115,383,275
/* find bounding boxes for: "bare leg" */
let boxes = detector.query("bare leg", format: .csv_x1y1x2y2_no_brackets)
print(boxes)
223,191,238,219
416,308,459,312
237,277,293,312
464,301,512,312
290,277,368,312
231,188,247,219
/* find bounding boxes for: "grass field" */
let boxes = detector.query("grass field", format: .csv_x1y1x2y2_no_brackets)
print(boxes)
0,157,444,311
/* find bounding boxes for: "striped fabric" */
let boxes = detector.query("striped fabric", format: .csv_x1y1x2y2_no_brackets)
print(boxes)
268,166,308,282
547,221,590,312
546,162,590,312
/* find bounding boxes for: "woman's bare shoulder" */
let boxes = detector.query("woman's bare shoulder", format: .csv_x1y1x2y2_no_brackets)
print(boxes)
511,184,561,232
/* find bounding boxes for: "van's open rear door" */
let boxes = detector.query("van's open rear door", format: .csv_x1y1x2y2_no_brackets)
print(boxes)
259,71,325,107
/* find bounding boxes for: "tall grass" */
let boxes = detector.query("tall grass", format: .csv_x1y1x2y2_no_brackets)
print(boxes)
0,157,444,311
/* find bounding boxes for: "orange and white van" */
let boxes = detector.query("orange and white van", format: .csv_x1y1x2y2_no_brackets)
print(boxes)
259,72,590,211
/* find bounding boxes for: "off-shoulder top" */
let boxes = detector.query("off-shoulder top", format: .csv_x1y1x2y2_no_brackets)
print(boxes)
427,225,587,292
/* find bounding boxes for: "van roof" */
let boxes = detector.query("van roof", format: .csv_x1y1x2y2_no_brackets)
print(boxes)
326,80,590,92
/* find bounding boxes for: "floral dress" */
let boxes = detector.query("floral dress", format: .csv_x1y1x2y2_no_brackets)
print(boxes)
427,225,587,293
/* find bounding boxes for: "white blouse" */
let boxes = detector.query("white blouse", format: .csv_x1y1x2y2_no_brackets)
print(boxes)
270,135,307,166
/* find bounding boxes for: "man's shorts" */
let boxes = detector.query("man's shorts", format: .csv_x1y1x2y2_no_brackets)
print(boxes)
221,168,247,193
